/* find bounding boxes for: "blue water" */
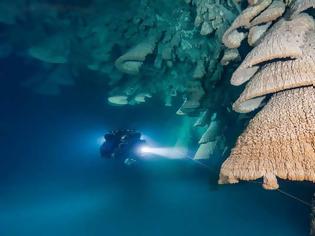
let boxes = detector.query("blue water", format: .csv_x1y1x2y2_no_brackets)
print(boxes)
1,56,314,236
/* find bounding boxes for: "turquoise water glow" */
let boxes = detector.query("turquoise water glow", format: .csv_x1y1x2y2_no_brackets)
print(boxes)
1,1,315,235
1,74,314,235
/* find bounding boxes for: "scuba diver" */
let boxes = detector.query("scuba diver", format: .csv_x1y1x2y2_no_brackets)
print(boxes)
100,129,146,165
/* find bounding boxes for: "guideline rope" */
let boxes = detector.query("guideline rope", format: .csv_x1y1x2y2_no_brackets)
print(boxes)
186,156,312,208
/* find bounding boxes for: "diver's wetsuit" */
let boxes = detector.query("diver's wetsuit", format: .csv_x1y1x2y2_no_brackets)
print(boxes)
100,131,124,158
100,130,144,160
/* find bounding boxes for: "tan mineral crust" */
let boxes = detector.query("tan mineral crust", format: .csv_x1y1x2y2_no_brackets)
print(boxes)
219,86,315,190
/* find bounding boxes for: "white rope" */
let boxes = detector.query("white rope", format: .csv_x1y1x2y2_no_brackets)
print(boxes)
249,180,312,207
276,189,311,207
186,156,312,208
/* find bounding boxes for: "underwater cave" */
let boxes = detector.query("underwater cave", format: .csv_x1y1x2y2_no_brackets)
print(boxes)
1,0,315,235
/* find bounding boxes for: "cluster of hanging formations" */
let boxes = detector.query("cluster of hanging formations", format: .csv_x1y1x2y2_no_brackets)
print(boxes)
219,0,315,190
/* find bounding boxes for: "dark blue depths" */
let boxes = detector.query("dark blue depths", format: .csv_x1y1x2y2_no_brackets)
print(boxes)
0,56,314,236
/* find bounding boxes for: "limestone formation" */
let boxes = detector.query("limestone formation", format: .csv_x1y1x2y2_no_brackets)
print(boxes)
220,2,315,190
222,0,272,48
220,87,315,189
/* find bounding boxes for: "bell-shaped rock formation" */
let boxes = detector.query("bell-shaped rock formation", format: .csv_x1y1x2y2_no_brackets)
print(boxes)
233,29,315,113
219,87,315,190
230,13,315,86
219,3,315,190
223,0,272,48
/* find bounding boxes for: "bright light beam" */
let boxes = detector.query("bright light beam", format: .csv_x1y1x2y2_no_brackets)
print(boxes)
139,146,187,159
